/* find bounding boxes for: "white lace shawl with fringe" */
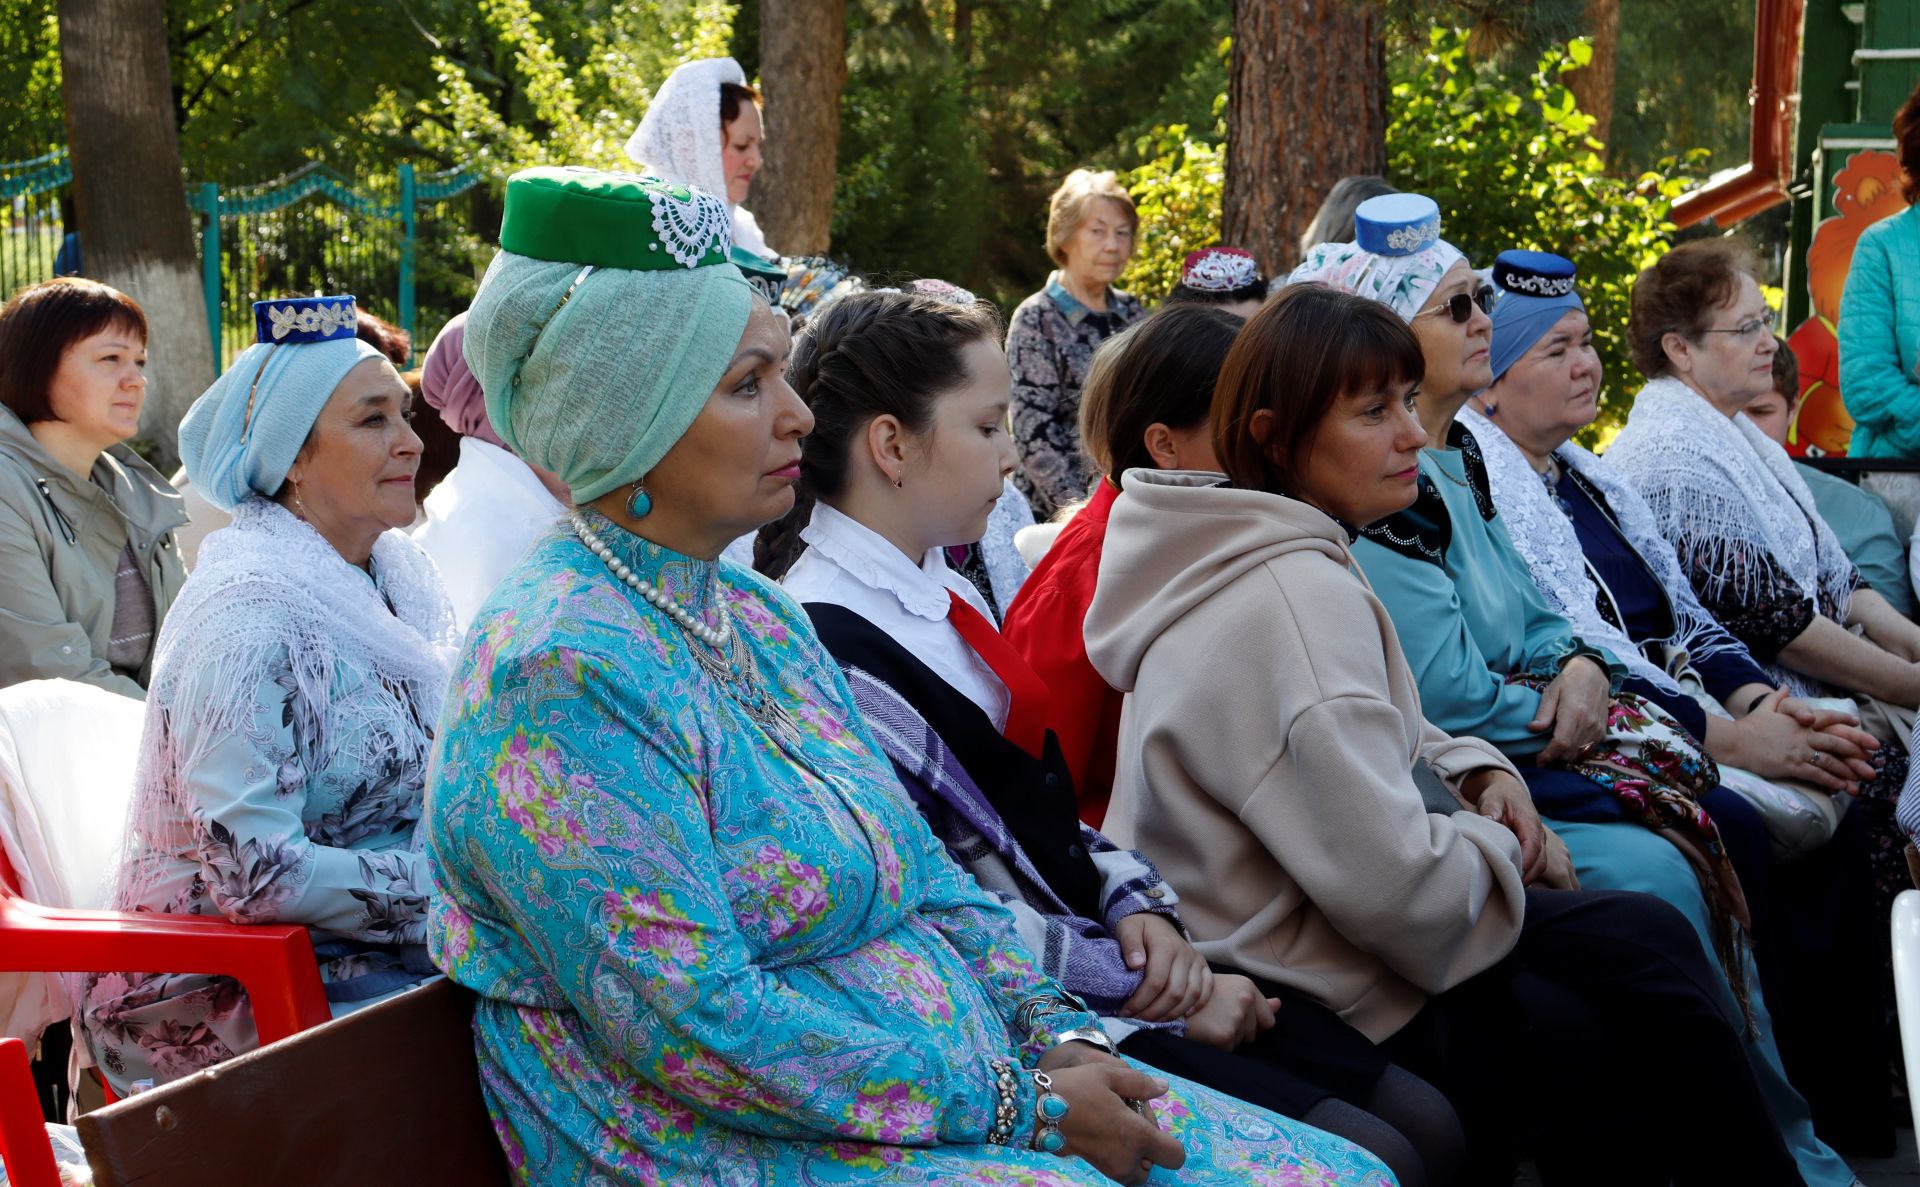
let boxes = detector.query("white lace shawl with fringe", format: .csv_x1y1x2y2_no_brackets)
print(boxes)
109,496,457,914
1604,376,1857,665
1461,407,1738,713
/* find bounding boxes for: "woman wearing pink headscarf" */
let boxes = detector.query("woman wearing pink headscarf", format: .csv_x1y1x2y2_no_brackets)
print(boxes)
410,312,569,629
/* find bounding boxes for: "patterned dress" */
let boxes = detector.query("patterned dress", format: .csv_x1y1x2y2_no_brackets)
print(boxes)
1007,276,1145,520
81,503,447,1092
425,512,1393,1186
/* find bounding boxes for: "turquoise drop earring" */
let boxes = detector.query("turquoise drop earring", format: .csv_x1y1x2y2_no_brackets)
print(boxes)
626,479,653,519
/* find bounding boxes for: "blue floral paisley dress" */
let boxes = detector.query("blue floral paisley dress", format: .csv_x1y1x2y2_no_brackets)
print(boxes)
425,512,1393,1186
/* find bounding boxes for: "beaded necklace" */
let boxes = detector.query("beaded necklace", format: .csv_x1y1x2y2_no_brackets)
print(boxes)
570,513,802,746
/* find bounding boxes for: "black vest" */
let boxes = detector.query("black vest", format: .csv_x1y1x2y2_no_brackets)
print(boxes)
805,602,1106,921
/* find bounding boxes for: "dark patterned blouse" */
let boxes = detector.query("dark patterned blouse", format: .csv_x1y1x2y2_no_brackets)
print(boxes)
1679,544,1857,664
1007,274,1145,519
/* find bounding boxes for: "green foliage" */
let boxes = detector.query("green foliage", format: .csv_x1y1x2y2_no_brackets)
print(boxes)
828,0,1228,311
1116,118,1225,304
1387,27,1705,441
0,0,61,159
830,0,987,285
1609,0,1753,176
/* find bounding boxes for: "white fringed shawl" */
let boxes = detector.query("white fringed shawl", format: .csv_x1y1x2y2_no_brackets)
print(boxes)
1461,408,1739,709
110,497,456,912
1604,377,1857,692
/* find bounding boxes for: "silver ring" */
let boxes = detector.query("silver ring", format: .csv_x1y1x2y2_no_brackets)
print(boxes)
1810,750,1825,766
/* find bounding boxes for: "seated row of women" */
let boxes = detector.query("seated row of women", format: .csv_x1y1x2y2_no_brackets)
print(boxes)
0,169,1901,1185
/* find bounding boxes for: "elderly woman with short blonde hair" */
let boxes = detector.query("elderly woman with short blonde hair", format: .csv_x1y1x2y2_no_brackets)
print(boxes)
1008,169,1146,519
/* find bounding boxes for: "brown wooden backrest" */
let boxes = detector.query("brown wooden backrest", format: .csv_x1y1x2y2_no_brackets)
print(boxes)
75,978,510,1186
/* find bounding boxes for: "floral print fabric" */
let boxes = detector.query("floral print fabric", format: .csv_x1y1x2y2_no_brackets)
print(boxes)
1007,276,1145,520
425,513,1392,1186
81,622,437,1092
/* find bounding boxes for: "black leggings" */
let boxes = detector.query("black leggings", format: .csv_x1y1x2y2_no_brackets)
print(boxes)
1707,786,1894,1156
1373,886,1800,1187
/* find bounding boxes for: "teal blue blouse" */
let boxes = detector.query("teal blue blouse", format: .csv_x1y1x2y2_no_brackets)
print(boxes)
1350,425,1621,759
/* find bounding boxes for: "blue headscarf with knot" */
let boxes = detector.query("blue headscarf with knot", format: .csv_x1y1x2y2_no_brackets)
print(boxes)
179,297,386,511
1488,250,1584,385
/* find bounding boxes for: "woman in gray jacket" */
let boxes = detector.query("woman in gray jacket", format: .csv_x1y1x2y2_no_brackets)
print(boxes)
0,277,185,697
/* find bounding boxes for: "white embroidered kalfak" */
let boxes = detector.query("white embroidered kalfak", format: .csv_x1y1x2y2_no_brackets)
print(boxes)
107,497,457,918
1461,408,1738,709
1604,376,1857,695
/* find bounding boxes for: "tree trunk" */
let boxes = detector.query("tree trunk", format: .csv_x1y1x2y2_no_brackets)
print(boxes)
1224,0,1386,278
1566,0,1620,147
58,0,213,471
755,0,847,255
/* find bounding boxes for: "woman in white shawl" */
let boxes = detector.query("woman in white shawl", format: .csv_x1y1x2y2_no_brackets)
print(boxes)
79,296,456,1093
1467,252,1900,1158
1607,243,1920,841
627,56,773,258
1609,242,1920,719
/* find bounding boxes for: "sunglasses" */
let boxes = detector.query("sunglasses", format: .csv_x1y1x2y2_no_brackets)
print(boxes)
1417,285,1497,324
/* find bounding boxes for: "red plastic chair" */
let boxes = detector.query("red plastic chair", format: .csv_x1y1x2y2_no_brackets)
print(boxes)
0,845,332,1059
0,1035,60,1187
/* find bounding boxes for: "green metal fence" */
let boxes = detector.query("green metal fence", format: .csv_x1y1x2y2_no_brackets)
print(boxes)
190,162,486,367
0,149,486,368
0,149,73,299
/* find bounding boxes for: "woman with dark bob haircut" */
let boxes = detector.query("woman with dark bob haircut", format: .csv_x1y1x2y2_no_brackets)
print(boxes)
1082,281,1803,1185
0,277,185,696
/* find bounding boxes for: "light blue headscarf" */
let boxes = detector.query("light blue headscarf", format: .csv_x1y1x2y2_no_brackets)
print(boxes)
179,334,385,511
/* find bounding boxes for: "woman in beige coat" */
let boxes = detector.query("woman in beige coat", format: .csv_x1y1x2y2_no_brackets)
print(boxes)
0,278,185,697
1084,283,1800,1186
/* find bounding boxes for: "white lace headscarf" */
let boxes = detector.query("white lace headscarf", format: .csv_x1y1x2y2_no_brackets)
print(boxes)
627,57,748,211
1605,376,1857,694
109,497,456,913
1460,406,1740,708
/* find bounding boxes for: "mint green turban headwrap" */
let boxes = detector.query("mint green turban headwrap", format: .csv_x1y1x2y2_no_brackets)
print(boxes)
464,167,754,504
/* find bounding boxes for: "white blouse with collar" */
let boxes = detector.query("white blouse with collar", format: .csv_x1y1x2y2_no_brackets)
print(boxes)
781,502,1010,729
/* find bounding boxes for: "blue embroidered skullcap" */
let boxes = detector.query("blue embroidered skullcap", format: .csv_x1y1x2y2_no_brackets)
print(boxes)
179,295,387,511
1488,251,1585,384
1354,194,1443,256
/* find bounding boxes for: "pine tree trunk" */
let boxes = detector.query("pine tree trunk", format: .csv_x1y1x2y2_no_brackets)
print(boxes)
57,0,214,470
1224,0,1386,278
755,0,847,255
1566,0,1620,147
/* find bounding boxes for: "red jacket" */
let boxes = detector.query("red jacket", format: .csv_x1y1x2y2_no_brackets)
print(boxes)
1001,480,1123,826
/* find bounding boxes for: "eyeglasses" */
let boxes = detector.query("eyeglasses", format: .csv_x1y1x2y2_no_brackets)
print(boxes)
1698,317,1773,342
1415,285,1496,325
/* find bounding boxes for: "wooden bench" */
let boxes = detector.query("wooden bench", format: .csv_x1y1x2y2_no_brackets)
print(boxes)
74,978,510,1186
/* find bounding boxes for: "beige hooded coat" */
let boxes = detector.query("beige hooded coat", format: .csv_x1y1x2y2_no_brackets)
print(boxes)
1084,469,1528,1041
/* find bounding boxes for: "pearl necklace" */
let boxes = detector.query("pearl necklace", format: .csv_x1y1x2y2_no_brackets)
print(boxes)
570,514,731,648
569,513,804,748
